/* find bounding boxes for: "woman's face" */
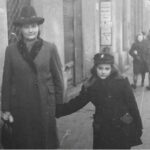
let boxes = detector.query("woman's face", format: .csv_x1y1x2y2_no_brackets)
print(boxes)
137,34,143,42
21,23,39,41
96,64,112,79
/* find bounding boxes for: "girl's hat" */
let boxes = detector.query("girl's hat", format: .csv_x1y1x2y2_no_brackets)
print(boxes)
94,53,114,65
13,6,44,26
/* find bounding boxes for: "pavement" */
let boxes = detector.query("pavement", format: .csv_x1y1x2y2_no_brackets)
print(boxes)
57,67,150,149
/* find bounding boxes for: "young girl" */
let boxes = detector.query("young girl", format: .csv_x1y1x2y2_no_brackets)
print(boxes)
129,33,147,89
56,53,143,149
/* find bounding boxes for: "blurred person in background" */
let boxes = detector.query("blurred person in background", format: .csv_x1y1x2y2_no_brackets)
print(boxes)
129,32,147,89
142,30,150,90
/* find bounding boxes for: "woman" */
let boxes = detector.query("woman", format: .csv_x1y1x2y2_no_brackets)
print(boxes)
56,53,143,149
1,6,64,149
142,30,150,90
129,32,147,89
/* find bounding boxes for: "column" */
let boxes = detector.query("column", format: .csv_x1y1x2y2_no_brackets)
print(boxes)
82,0,99,78
0,0,8,95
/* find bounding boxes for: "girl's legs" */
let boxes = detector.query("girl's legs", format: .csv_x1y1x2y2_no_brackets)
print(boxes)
141,72,145,87
146,72,150,90
131,74,138,89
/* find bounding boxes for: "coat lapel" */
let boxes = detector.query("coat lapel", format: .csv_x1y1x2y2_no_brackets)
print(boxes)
17,38,43,74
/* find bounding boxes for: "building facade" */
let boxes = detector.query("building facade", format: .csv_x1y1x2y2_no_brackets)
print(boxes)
0,0,149,89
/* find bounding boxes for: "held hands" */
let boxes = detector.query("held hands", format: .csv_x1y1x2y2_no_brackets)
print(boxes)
1,111,14,123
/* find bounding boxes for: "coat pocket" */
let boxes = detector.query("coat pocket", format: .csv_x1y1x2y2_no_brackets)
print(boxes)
46,85,56,117
47,85,55,104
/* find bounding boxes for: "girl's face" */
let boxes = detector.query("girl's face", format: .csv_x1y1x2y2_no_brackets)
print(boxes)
137,34,143,42
96,64,112,79
21,23,39,41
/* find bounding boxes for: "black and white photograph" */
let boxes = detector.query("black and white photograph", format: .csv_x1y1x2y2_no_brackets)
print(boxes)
0,0,150,149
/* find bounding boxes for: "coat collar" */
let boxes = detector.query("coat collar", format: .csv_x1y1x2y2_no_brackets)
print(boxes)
17,38,43,74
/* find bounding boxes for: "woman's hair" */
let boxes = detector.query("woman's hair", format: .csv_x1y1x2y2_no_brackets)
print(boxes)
91,64,118,77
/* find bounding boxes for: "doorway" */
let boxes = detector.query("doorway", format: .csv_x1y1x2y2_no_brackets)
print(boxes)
63,0,83,87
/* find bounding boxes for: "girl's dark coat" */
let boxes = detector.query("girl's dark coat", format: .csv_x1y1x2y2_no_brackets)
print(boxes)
1,39,64,149
56,73,143,149
129,41,147,74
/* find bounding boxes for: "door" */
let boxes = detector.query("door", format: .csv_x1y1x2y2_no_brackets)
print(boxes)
63,0,83,86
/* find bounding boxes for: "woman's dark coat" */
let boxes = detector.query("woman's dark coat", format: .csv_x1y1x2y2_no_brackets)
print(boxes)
56,72,143,149
1,39,64,149
129,41,147,75
142,37,150,72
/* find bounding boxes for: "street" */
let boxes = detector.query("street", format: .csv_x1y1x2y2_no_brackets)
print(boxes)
57,69,150,149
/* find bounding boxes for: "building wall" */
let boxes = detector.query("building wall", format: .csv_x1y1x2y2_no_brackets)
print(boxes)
112,0,123,68
143,0,150,33
0,0,145,87
82,0,100,78
33,0,101,80
111,0,144,71
31,0,145,79
0,1,8,138
31,0,145,80
31,0,65,67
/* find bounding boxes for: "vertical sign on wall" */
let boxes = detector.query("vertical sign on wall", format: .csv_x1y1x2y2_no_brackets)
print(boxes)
100,1,112,46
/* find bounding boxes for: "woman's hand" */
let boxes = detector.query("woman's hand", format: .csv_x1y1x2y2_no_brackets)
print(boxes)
1,111,14,123
0,111,4,127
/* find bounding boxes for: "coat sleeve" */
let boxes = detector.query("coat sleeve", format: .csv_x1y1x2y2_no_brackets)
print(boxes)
123,78,143,130
1,47,13,112
56,85,90,118
50,44,64,104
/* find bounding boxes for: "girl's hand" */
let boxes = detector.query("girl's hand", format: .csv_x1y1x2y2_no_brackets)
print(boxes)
1,111,14,123
134,50,138,55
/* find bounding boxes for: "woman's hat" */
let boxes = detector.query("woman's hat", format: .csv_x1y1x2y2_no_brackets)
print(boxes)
93,53,114,65
13,6,44,26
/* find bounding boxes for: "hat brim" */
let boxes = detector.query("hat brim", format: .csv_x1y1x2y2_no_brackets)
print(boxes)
13,17,44,26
